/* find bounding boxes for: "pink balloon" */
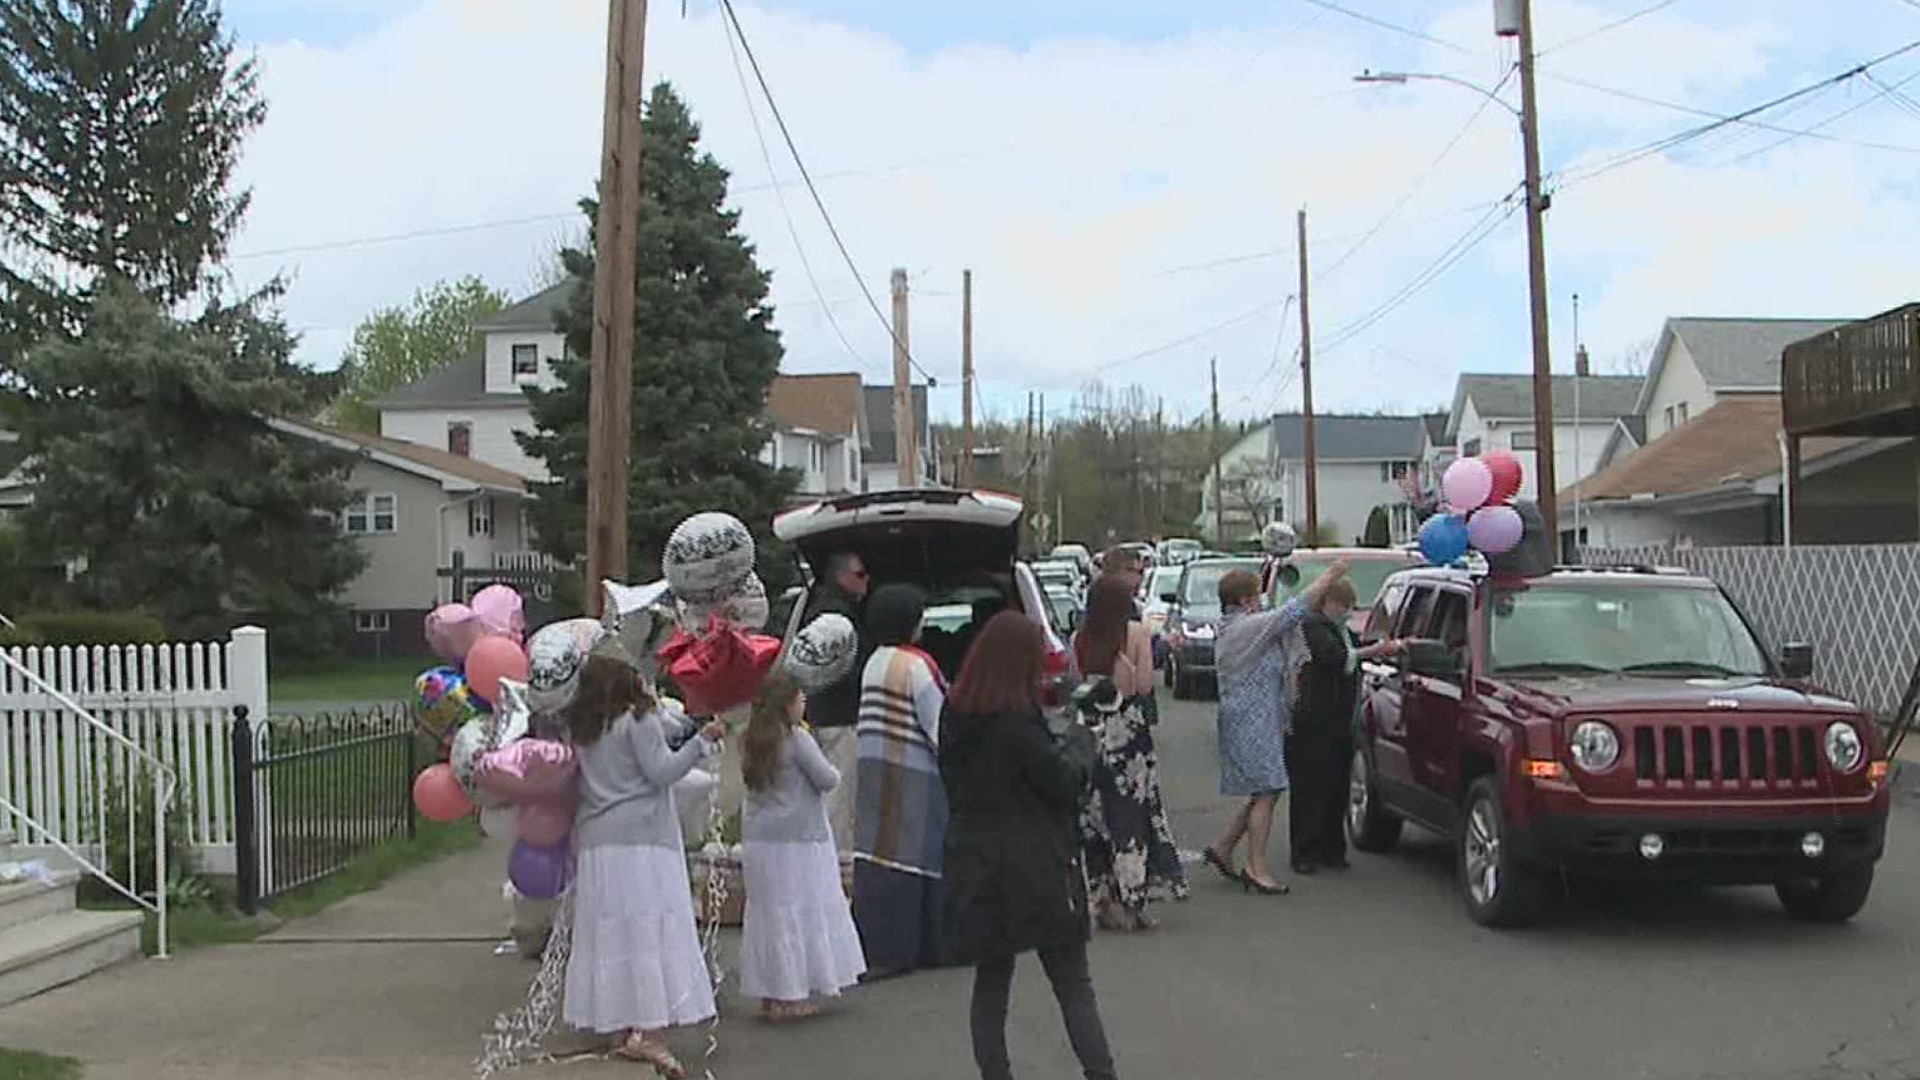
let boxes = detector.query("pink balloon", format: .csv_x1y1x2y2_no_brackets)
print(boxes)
413,763,473,823
1467,504,1526,555
474,739,580,804
424,604,482,663
1443,457,1495,512
467,635,530,705
471,585,526,644
516,801,572,848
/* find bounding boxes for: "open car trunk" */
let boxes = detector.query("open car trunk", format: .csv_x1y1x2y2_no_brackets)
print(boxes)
774,488,1021,591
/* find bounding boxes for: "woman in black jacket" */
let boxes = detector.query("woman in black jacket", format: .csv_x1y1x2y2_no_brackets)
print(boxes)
940,612,1117,1080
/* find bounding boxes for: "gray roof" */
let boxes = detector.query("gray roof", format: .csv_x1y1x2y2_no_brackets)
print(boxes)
1266,413,1426,462
372,351,514,410
475,281,575,334
1452,373,1643,433
863,385,930,465
1420,412,1449,446
1668,317,1848,390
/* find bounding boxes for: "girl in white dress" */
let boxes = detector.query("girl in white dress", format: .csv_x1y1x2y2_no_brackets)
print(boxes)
739,670,867,1020
562,654,726,1078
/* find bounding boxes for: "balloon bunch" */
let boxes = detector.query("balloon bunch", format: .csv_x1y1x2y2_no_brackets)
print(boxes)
413,585,532,824
1419,451,1528,565
650,511,783,717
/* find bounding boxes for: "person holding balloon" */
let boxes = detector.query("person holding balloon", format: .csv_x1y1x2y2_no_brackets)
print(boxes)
561,652,727,1077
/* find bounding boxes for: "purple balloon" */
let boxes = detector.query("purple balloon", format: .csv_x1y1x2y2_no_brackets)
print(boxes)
508,838,571,900
1468,505,1525,555
1442,457,1495,512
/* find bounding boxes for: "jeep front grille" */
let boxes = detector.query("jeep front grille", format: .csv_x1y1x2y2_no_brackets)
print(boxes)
1630,722,1823,786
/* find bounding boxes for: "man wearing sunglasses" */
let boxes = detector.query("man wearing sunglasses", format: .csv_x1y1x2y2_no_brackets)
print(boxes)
802,550,874,852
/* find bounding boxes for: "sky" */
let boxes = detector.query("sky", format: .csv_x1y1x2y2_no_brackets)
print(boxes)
214,0,1920,427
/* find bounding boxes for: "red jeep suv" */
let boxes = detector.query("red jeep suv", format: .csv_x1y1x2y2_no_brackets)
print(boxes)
1347,564,1892,928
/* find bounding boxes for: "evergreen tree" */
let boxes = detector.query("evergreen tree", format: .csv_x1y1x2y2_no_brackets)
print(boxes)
0,0,265,370
1362,505,1392,548
520,84,795,580
12,282,365,657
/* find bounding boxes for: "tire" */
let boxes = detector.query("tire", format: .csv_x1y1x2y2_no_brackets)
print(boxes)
1776,865,1875,923
1163,653,1175,687
1170,657,1191,699
1458,776,1549,928
1345,749,1403,854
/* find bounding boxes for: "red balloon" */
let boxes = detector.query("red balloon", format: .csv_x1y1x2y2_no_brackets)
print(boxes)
1483,451,1524,505
413,763,473,823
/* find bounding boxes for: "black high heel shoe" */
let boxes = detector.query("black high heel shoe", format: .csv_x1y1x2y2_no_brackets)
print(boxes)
1238,872,1290,896
1201,847,1238,882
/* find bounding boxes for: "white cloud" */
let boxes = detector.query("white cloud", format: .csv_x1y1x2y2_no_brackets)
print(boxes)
225,0,1920,423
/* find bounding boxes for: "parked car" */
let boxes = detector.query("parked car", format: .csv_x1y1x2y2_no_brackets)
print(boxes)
1049,543,1094,580
773,489,1073,698
1032,560,1085,600
1348,563,1892,928
1041,582,1082,637
1160,556,1264,699
1158,537,1204,566
1139,565,1183,668
1264,547,1425,634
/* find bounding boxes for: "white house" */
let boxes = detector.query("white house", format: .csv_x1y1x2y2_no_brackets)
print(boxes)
1199,414,1428,546
763,373,865,500
1445,371,1643,513
1564,315,1920,550
375,282,571,481
861,384,937,490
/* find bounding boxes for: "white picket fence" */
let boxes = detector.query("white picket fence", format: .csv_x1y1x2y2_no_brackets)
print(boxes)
0,626,268,874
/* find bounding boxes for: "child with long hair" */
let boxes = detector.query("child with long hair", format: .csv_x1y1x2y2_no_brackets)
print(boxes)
738,669,867,1020
562,654,726,1078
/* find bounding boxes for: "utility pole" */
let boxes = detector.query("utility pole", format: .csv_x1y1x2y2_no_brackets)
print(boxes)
960,269,975,487
1210,358,1224,546
1297,208,1319,546
1037,394,1048,548
1509,0,1559,541
584,0,648,614
1154,399,1167,538
1024,391,1037,553
890,268,917,489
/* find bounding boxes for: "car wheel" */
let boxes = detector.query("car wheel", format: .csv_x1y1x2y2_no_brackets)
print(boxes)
1163,653,1175,687
1459,777,1548,929
1776,865,1874,923
1171,659,1192,700
1346,750,1403,854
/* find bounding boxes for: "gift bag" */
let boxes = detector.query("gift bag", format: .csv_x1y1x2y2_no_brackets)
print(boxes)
655,614,781,716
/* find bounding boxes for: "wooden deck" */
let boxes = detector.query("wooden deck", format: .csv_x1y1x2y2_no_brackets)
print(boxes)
1783,303,1920,437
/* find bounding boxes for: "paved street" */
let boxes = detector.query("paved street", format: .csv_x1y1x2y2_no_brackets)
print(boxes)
3,695,1919,1080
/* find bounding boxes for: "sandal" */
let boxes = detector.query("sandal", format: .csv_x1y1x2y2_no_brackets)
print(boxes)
616,1034,687,1079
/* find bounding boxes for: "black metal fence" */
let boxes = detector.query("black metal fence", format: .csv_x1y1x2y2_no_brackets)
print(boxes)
231,704,417,914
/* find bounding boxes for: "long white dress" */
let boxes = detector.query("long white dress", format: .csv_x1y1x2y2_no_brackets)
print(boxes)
739,728,867,1001
564,708,719,1034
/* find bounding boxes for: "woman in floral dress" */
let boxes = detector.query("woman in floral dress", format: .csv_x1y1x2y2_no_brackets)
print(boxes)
1073,574,1188,931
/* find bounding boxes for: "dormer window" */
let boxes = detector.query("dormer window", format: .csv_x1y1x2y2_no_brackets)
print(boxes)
448,422,472,458
511,344,539,379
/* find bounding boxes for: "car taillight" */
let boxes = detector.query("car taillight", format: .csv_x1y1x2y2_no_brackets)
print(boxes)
1042,646,1070,708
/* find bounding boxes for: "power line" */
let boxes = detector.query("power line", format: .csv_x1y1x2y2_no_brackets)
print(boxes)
1536,0,1681,57
1058,299,1291,385
1317,64,1517,284
1718,67,1920,167
719,7,877,375
1301,0,1470,54
716,0,936,385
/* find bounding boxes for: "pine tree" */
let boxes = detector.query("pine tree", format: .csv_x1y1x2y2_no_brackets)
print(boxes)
12,283,366,657
520,83,796,580
1362,506,1392,548
0,0,265,370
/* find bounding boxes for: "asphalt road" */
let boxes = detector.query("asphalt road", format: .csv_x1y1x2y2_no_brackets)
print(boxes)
676,694,1920,1080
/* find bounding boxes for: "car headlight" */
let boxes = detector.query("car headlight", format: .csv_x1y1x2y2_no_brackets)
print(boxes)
1568,720,1620,772
1183,622,1215,640
1824,721,1865,773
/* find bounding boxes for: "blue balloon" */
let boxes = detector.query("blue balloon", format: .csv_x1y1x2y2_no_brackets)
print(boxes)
1418,513,1471,565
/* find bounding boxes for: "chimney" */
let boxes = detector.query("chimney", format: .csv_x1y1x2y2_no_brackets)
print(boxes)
1575,345,1591,378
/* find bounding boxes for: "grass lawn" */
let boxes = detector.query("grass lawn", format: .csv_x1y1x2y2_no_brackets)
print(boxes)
270,656,427,707
0,1048,81,1080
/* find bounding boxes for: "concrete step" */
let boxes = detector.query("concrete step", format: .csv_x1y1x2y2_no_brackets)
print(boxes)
0,908,143,1008
0,871,78,933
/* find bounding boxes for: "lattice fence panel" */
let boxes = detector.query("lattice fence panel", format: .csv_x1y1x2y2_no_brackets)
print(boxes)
1580,544,1920,718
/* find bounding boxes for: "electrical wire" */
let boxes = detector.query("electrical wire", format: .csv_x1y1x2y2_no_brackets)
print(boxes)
1718,66,1920,167
1865,70,1920,121
1061,299,1292,385
1536,0,1681,57
1300,0,1470,54
717,0,938,384
1316,64,1517,284
719,8,877,375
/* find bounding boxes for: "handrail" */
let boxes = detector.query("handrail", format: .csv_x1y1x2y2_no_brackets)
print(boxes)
0,644,176,958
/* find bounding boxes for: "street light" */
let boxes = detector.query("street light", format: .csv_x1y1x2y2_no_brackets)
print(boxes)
1352,0,1560,550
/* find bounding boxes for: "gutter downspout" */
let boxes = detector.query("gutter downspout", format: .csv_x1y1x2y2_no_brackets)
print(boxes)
436,491,485,603
1776,431,1793,549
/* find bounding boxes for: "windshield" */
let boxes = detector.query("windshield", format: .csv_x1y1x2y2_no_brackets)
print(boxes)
1180,560,1262,607
1272,556,1406,607
1145,567,1181,601
1488,582,1769,677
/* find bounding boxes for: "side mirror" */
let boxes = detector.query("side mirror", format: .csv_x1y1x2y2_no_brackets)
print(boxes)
1405,639,1461,679
1159,592,1178,603
1781,642,1814,680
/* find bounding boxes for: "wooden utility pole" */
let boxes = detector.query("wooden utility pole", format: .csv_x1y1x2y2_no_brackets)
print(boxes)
584,0,648,613
960,269,975,487
1210,358,1224,546
1297,208,1319,546
1024,392,1037,552
1037,393,1048,547
1154,399,1167,538
890,268,917,489
1515,0,1559,541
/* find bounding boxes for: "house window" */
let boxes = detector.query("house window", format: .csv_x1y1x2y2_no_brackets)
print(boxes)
447,422,472,458
511,344,539,378
1462,437,1483,456
343,493,397,535
1677,402,1689,426
1510,427,1537,451
809,443,822,472
1664,405,1676,432
1379,461,1412,483
354,611,391,634
468,497,494,538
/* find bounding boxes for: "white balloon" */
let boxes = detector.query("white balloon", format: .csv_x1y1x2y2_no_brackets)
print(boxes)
526,618,605,714
785,612,858,690
662,512,756,605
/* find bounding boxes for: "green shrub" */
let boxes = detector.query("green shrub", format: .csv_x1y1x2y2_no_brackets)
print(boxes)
76,771,208,910
0,610,168,648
